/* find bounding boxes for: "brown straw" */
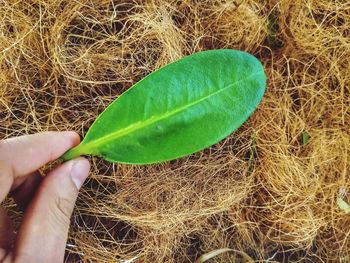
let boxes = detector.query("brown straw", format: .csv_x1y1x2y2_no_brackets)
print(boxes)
1,0,349,261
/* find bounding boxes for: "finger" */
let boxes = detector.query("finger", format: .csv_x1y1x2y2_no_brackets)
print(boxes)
0,248,8,261
0,207,13,250
0,248,13,263
0,131,80,202
0,251,14,263
11,171,43,210
0,161,13,204
14,157,90,262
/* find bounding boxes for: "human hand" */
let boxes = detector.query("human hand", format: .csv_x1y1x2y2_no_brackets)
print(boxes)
0,132,90,263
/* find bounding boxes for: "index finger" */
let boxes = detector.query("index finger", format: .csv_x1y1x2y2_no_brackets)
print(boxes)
0,131,80,200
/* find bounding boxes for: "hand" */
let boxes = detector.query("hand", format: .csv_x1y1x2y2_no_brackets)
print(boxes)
0,132,90,263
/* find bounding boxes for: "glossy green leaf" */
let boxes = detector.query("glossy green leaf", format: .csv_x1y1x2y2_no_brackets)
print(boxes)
61,49,266,164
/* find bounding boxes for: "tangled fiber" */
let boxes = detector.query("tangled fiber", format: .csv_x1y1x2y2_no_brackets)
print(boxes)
1,0,350,262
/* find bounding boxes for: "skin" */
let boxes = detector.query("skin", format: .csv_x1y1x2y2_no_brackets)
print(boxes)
0,132,90,263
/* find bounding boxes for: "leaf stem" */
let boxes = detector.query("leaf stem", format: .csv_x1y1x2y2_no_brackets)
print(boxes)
60,144,86,162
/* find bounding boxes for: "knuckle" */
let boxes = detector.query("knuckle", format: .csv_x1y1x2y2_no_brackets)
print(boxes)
50,195,74,228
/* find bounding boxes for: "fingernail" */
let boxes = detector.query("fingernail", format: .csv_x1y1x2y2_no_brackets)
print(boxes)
70,158,90,189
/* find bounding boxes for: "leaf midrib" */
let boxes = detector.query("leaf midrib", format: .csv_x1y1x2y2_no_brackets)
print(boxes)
81,73,259,152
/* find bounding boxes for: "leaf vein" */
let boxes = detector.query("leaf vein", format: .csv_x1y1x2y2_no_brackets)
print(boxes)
82,73,260,152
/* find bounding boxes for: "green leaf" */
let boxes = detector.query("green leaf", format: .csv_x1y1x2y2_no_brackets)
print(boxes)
267,9,283,49
337,197,350,214
61,49,266,164
302,131,310,145
338,188,350,214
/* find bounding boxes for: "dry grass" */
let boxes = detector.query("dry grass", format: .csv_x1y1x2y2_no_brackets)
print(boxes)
1,0,350,262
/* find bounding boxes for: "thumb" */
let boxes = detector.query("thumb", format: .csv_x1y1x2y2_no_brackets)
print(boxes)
13,158,90,263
